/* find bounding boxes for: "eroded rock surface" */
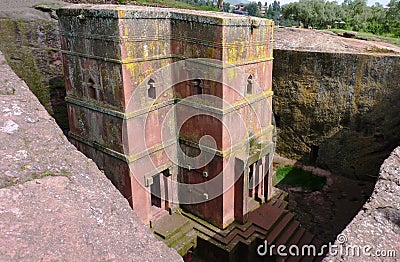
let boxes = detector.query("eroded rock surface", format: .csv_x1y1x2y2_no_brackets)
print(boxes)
324,147,400,261
274,27,400,54
273,27,400,180
0,51,181,261
0,0,68,130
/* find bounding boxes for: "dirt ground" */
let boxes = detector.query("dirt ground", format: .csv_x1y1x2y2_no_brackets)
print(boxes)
273,156,375,244
274,26,400,55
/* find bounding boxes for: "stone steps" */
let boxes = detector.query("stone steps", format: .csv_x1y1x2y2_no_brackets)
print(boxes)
168,230,197,256
151,206,169,222
287,227,306,247
186,205,291,251
250,204,286,231
153,213,189,240
248,198,261,212
285,231,320,262
152,213,197,256
191,191,325,261
275,220,301,246
153,187,325,261
266,212,294,243
186,214,267,248
271,187,289,201
165,222,194,246
268,198,289,209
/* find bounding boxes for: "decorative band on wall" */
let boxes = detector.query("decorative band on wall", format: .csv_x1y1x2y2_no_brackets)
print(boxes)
61,49,274,65
179,124,275,158
65,90,273,120
69,132,177,163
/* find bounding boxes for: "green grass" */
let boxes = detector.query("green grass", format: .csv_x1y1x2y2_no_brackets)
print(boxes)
276,165,326,191
119,0,218,11
33,2,67,10
327,29,400,47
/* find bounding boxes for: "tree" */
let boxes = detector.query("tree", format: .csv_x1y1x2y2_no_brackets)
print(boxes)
283,0,347,28
341,0,368,31
223,2,230,12
282,0,325,28
218,0,223,10
266,0,282,21
386,0,400,36
366,3,387,34
245,2,260,16
280,0,399,35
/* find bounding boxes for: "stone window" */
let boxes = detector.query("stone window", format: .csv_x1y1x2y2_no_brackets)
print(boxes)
192,79,202,95
148,79,156,99
150,169,171,212
246,75,253,95
248,164,254,193
87,77,96,100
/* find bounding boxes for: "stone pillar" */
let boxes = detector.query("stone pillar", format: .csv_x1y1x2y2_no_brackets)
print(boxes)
131,172,152,225
167,166,179,213
264,153,273,201
257,159,265,203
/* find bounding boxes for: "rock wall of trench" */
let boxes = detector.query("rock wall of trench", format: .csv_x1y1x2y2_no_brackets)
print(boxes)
0,49,182,261
324,146,400,261
0,16,68,130
273,49,400,180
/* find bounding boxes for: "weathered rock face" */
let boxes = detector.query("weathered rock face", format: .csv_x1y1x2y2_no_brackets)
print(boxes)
0,50,182,261
324,147,400,261
0,1,68,130
273,49,400,180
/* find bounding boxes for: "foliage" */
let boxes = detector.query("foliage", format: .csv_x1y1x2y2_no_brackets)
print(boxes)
277,0,400,37
223,2,231,12
265,0,282,21
68,0,400,37
245,2,260,16
276,165,326,191
329,28,400,46
174,0,219,10
111,0,218,10
386,0,400,36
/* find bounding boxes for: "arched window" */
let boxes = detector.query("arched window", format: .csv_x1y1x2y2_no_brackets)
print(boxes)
87,77,96,100
148,79,156,99
246,75,253,95
192,79,202,95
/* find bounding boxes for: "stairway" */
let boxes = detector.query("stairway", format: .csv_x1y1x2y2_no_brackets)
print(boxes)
187,187,324,261
151,206,169,222
152,188,325,261
152,212,197,256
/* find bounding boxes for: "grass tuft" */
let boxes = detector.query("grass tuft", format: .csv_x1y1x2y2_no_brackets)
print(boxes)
327,29,400,47
276,165,326,191
120,0,218,11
